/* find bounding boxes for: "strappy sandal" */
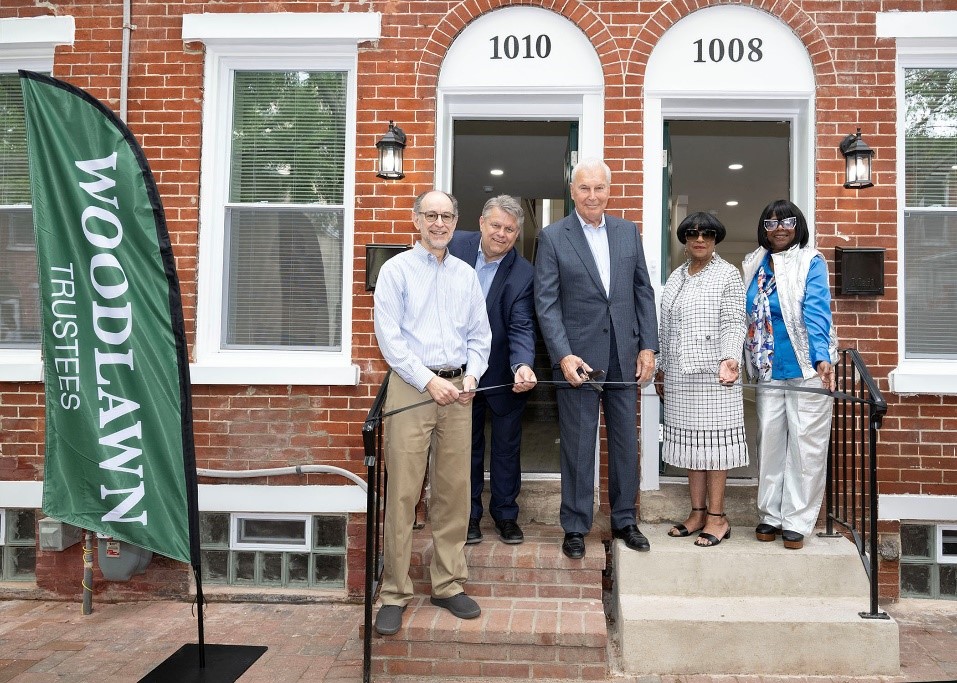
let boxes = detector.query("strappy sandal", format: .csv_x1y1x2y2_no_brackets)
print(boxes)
668,507,706,537
695,511,731,547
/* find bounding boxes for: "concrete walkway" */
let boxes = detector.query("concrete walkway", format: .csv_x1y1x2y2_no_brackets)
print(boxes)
0,597,954,682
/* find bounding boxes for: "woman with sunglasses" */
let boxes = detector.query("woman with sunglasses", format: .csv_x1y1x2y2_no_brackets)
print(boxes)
657,212,748,547
743,199,838,550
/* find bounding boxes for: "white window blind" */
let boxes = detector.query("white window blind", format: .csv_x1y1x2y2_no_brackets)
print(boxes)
223,70,346,350
904,68,957,360
0,72,40,348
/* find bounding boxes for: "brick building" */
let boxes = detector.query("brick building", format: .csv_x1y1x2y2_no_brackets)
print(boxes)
1,0,956,604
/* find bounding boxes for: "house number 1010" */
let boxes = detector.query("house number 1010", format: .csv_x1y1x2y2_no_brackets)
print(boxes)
489,34,552,60
693,37,764,63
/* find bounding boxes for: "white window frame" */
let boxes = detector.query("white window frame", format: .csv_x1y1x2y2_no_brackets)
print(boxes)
938,524,957,565
229,512,311,552
0,16,75,382
879,12,957,394
183,13,380,386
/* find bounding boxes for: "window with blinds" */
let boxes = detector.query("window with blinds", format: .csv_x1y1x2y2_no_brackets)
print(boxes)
904,68,957,360
223,70,346,350
0,72,41,348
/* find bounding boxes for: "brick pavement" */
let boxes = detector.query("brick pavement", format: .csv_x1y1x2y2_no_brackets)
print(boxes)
0,597,954,682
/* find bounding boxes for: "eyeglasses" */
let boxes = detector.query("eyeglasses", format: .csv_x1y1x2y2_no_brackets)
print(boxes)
763,217,797,231
684,228,718,240
418,211,457,223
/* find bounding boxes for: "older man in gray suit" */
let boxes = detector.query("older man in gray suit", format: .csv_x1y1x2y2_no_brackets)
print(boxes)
534,158,659,559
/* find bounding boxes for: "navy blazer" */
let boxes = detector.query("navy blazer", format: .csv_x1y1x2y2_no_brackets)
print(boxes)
448,231,536,414
534,213,659,378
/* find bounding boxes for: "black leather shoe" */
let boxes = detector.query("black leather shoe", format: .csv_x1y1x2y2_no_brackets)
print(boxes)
782,530,805,549
466,518,482,545
755,523,781,542
495,519,524,545
612,524,651,551
562,532,585,559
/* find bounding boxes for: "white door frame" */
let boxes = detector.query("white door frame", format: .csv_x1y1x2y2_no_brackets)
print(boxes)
640,95,814,491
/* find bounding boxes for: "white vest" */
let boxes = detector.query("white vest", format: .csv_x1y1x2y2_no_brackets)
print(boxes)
742,245,839,380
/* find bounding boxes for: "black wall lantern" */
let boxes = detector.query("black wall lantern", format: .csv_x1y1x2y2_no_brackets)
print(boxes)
376,121,406,180
840,128,874,189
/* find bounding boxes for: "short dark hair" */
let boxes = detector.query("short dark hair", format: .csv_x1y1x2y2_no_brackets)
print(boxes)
757,199,809,250
677,211,726,244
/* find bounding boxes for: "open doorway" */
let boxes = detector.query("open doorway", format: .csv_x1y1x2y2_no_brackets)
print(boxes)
450,119,576,474
662,119,790,480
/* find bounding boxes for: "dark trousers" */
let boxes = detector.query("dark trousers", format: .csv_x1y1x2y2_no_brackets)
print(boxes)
470,391,524,522
556,326,639,533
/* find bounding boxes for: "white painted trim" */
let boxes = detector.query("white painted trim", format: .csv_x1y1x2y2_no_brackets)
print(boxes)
0,480,366,514
0,352,42,382
189,362,360,386
879,494,957,522
888,361,957,395
182,12,381,45
876,11,957,38
199,484,366,513
0,481,43,507
229,512,313,552
0,16,75,48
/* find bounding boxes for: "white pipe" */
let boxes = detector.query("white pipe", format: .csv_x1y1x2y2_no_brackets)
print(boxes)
196,464,368,493
120,0,131,119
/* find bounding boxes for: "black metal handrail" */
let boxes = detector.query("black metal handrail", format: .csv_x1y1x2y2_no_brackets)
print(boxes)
361,370,390,683
824,348,889,619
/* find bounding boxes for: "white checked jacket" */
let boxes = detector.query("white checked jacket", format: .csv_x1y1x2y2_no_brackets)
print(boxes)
658,254,747,375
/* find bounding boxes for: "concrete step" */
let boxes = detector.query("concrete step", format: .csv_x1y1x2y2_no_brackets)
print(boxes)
373,594,608,679
615,523,870,598
615,595,900,676
411,522,604,600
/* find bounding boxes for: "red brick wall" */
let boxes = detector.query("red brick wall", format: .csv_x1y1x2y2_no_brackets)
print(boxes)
3,0,957,602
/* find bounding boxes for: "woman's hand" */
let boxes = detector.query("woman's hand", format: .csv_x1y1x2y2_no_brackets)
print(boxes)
816,361,836,392
718,359,739,385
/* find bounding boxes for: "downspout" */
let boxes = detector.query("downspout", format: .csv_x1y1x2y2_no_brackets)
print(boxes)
120,0,132,119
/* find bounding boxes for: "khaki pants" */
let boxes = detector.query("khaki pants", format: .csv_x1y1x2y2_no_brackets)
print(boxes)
379,374,471,605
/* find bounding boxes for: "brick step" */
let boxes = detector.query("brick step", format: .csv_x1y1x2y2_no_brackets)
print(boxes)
410,522,605,600
373,595,608,680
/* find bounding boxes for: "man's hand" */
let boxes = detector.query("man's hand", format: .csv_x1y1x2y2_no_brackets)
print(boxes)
636,349,656,385
816,361,836,392
560,355,590,387
457,375,478,405
513,365,537,393
425,376,460,406
718,359,740,385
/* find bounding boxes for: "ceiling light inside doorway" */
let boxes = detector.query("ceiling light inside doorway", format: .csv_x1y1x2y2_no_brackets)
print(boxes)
490,169,504,176
726,200,739,206
728,163,743,170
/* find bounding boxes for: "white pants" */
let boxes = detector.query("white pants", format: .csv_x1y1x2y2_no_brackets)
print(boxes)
755,376,833,537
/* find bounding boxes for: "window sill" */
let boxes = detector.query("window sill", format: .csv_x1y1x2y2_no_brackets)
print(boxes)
189,361,359,386
888,360,957,395
0,351,42,382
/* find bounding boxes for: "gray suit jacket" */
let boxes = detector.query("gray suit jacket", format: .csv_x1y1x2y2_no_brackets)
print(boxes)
534,213,658,378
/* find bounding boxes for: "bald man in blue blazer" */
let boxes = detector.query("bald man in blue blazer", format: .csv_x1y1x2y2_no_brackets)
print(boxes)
449,195,537,545
534,158,659,559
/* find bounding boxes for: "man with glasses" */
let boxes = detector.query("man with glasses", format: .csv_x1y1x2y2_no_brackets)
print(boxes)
535,158,659,559
373,190,492,635
449,195,537,547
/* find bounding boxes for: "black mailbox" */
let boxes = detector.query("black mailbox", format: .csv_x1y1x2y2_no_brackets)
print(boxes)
835,247,884,295
365,244,411,291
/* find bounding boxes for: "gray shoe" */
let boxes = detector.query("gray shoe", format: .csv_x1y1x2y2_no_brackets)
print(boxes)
374,604,406,635
430,592,481,619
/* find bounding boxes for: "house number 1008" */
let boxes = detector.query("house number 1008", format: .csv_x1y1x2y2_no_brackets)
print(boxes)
693,37,764,63
489,34,552,60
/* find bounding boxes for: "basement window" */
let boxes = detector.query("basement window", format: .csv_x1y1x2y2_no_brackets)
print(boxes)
900,523,957,600
199,512,346,589
0,508,37,581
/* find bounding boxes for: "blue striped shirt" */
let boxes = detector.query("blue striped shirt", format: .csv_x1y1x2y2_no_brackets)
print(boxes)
374,242,492,391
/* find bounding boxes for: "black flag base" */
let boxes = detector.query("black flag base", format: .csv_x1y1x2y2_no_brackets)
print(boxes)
138,644,267,683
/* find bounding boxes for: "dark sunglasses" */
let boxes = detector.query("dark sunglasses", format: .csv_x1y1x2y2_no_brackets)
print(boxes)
684,228,717,240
